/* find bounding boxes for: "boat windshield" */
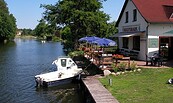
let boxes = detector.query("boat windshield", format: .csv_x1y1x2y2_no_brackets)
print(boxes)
61,59,67,67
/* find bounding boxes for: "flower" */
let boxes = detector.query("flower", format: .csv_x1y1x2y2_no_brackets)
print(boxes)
113,54,123,59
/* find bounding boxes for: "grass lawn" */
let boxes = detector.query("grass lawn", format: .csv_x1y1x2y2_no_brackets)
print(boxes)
99,68,173,103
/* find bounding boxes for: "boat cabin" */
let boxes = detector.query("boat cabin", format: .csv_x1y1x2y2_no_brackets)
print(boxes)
52,57,77,71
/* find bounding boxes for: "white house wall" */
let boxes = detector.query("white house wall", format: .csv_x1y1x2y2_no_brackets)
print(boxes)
148,24,173,36
147,35,159,56
118,0,148,32
140,36,147,60
117,0,148,60
146,24,173,57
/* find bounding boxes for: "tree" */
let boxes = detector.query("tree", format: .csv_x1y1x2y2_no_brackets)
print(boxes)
0,0,17,42
42,0,110,50
34,19,57,38
34,19,48,37
105,21,118,37
0,0,9,13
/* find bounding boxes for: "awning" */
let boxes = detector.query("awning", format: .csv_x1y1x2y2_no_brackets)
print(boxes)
162,30,173,36
112,31,145,37
164,30,173,34
149,30,173,36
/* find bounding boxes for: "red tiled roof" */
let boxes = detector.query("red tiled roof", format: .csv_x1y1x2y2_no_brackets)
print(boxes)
133,0,173,23
116,0,173,26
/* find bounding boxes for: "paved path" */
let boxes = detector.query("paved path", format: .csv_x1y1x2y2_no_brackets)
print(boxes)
82,76,119,103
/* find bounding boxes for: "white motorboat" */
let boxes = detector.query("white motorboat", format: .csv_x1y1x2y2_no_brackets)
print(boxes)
35,56,83,87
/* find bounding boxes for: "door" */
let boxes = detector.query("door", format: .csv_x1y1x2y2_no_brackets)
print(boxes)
159,37,169,60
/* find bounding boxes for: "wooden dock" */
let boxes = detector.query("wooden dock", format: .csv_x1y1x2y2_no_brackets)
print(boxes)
82,76,119,103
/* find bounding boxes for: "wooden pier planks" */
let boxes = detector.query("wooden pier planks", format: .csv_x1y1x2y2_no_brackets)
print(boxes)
82,76,119,103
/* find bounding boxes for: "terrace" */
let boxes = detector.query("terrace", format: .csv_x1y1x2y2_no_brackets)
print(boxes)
78,36,173,72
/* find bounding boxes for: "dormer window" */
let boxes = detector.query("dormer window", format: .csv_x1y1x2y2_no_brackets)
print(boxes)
170,13,173,19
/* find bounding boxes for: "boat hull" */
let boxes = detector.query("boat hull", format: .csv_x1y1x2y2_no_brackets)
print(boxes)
35,74,81,88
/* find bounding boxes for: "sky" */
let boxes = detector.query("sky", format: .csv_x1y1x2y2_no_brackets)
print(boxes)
5,0,125,29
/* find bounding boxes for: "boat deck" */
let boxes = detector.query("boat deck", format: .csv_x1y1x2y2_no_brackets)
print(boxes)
82,76,119,103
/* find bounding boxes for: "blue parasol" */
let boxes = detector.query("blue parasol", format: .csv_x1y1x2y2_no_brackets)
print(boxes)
92,38,117,46
79,36,102,43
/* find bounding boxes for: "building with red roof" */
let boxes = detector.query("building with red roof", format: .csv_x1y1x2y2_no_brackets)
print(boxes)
114,0,173,61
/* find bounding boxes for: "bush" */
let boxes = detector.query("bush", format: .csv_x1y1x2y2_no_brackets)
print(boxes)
52,36,62,42
111,63,118,73
68,50,84,58
118,62,127,72
111,62,127,72
130,61,137,71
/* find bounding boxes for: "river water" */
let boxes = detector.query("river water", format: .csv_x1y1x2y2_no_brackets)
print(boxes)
0,38,82,103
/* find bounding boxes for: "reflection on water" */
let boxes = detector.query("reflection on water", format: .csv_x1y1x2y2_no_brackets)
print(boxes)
36,84,82,103
0,38,82,103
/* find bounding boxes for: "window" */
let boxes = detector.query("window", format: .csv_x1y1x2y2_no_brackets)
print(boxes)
170,13,173,19
125,11,129,23
133,36,140,50
133,9,137,21
61,59,66,67
123,37,129,49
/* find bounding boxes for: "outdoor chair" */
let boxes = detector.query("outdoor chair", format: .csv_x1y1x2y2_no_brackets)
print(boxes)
157,55,163,66
146,53,163,66
152,53,164,66
130,50,139,60
146,54,153,66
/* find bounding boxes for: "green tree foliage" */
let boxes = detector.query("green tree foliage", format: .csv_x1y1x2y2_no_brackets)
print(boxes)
0,0,17,42
34,19,47,37
105,21,118,37
42,0,114,50
0,0,8,13
34,19,56,38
